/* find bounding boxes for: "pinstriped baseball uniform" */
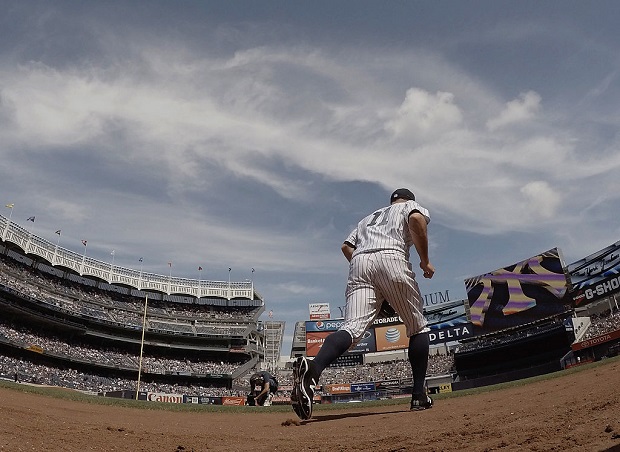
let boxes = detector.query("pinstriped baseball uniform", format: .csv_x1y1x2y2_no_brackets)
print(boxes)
341,200,430,342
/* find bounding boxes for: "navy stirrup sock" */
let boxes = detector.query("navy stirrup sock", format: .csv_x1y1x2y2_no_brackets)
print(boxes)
311,330,353,377
408,331,430,394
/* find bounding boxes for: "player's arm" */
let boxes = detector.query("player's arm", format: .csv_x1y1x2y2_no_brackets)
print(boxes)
408,211,435,279
341,241,355,262
256,381,270,399
342,228,357,262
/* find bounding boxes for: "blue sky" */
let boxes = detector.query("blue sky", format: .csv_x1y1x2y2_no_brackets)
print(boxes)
1,1,620,356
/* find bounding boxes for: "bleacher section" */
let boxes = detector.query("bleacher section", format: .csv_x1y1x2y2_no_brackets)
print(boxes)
0,239,265,397
453,318,574,389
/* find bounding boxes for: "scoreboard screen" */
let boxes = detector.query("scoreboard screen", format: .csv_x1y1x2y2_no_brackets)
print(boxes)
464,248,571,334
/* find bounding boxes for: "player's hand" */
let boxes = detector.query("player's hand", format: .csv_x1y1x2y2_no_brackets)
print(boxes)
420,262,435,279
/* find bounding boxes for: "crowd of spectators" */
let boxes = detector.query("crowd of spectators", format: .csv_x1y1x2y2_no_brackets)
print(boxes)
0,351,455,398
455,319,567,353
0,255,258,337
0,320,239,376
0,355,246,396
582,307,620,340
453,307,620,355
274,353,454,390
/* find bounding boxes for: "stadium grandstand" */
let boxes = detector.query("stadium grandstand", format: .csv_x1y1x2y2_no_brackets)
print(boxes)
0,213,273,402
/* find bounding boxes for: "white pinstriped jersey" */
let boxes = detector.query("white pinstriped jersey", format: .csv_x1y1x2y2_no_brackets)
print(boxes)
344,200,430,260
339,200,431,342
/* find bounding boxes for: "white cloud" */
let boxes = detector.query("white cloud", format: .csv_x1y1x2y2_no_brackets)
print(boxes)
385,88,463,141
270,282,323,296
486,91,541,131
46,199,90,223
520,181,562,220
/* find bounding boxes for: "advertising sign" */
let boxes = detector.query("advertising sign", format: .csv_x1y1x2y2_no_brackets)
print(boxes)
146,392,184,404
305,323,377,357
428,323,474,345
325,383,351,394
571,274,620,306
425,299,468,329
374,324,409,351
571,329,620,351
375,379,400,389
221,397,246,406
350,382,376,392
566,240,620,306
305,319,342,333
305,331,330,357
350,329,376,354
309,302,331,320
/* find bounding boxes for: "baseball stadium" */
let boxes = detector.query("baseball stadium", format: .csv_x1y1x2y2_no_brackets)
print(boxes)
1,213,619,451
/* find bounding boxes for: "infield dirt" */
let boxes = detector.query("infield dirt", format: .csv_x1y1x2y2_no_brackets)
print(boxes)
1,358,619,452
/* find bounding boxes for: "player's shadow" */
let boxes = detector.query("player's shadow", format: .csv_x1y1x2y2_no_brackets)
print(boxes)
303,408,407,423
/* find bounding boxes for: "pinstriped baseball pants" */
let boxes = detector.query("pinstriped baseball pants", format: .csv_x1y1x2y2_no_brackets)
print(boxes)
341,251,428,343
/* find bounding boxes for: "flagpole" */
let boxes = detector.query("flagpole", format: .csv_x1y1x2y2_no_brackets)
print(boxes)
80,240,88,275
168,262,172,295
228,267,231,300
3,204,14,241
25,220,34,253
136,294,148,400
138,258,144,290
250,268,255,299
197,266,203,299
52,230,62,266
110,250,116,282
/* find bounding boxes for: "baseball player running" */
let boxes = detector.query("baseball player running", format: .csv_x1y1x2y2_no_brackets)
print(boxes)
291,188,435,420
